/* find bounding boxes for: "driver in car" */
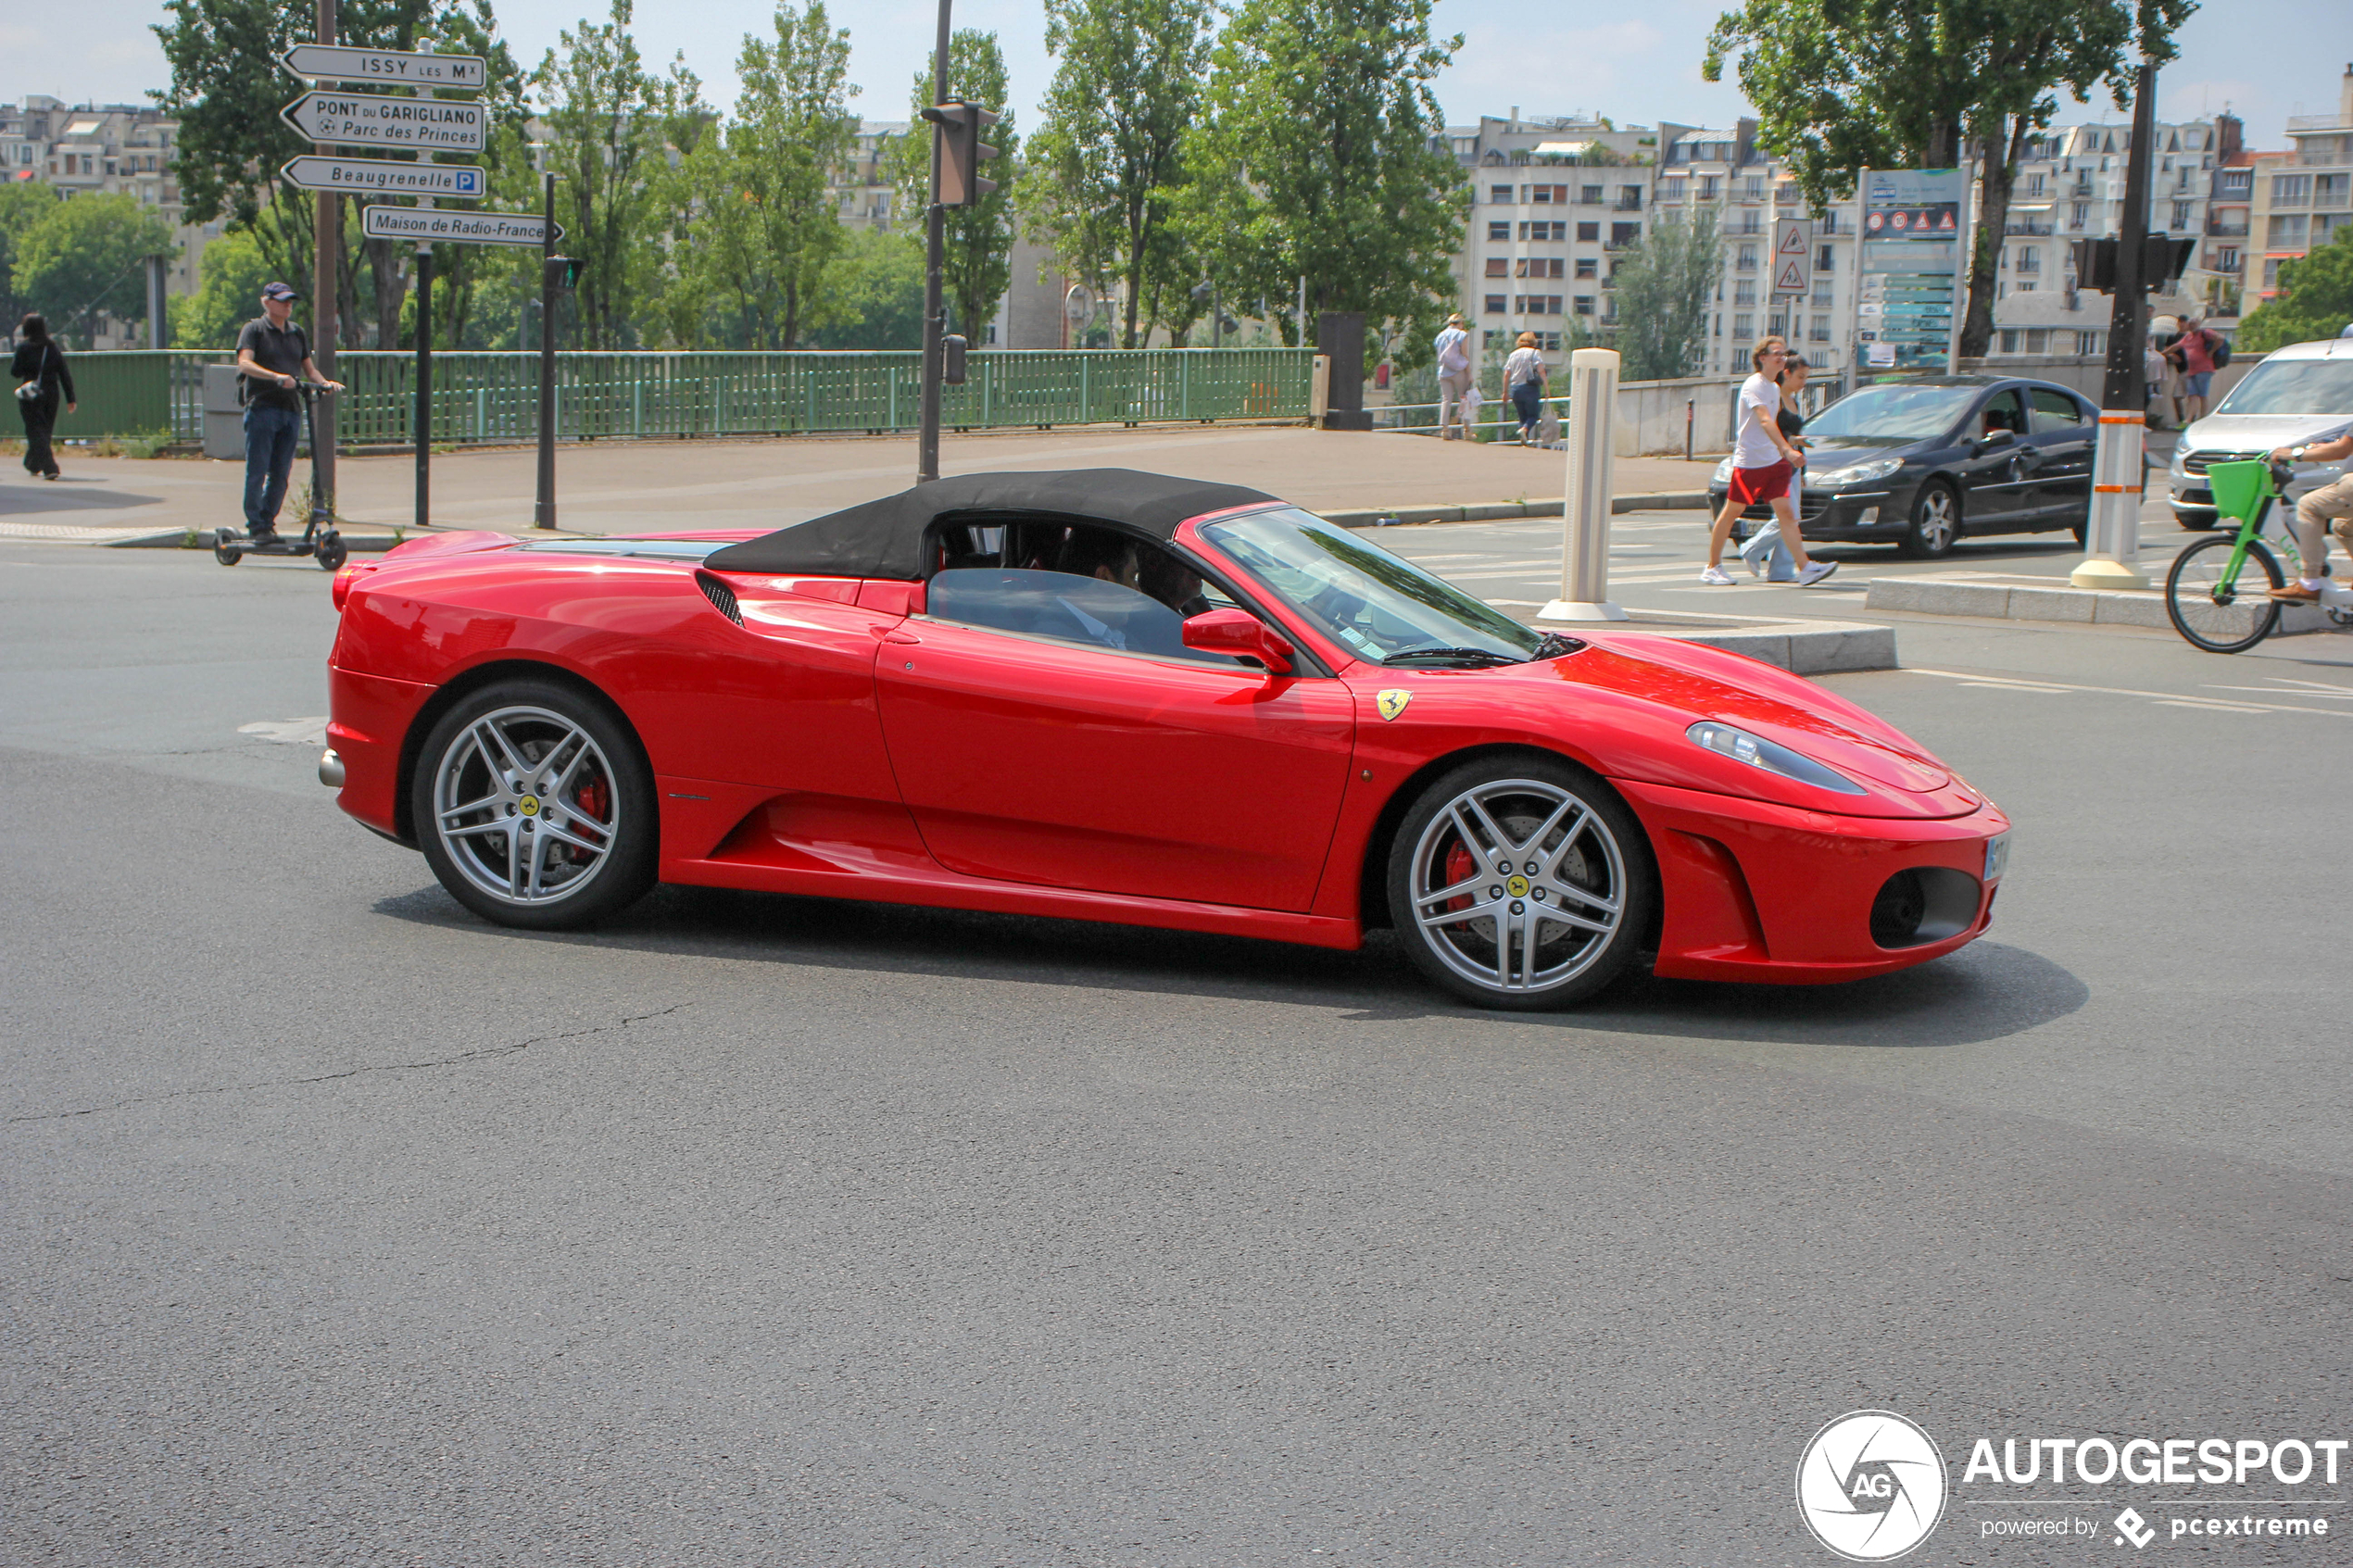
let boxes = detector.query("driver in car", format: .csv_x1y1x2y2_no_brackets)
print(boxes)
2267,428,2353,603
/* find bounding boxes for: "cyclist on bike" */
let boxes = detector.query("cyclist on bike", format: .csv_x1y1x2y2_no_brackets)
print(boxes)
2265,428,2353,603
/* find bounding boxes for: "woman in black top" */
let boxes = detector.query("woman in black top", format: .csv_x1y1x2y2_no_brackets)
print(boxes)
11,313,76,480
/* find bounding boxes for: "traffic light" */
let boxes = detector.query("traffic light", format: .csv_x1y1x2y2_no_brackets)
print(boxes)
544,255,582,292
921,100,1000,207
2070,236,2196,295
941,333,968,384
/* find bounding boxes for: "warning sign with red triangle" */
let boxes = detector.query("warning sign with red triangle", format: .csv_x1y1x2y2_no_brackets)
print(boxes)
1777,224,1809,255
1774,257,1808,294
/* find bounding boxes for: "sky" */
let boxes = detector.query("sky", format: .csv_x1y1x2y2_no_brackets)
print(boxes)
4,0,2347,154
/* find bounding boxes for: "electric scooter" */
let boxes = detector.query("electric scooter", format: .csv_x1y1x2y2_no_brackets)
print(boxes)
213,380,346,571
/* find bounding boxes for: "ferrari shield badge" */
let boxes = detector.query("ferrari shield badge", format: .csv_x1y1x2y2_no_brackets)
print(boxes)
1376,689,1413,721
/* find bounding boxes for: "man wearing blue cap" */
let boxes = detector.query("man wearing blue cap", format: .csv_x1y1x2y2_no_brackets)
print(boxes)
233,282,340,545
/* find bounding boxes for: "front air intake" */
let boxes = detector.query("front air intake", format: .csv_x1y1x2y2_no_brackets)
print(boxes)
696,571,742,626
1869,867,1981,948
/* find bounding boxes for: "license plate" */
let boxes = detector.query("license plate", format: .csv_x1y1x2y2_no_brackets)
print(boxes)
1983,832,2010,883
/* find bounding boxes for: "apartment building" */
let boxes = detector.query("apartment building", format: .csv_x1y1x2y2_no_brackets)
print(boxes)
833,120,910,233
3,94,217,329
2246,64,2353,305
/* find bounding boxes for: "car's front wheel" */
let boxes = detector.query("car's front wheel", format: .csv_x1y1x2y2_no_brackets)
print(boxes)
412,680,657,929
1898,482,1960,558
1388,757,1655,1010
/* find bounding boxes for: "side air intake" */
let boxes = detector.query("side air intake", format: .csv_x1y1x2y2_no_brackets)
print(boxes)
696,571,742,626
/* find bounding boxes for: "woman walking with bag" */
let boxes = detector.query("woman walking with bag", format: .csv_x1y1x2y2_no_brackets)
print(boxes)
1504,332,1548,445
1738,352,1814,579
11,314,75,480
1703,338,1834,587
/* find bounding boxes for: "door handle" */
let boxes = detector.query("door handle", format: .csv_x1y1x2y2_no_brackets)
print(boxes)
875,627,921,645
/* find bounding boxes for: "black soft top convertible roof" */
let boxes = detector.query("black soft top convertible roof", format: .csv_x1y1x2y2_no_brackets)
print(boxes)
701,468,1280,580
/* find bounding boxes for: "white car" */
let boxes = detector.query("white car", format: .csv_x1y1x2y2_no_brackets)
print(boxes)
2169,335,2353,528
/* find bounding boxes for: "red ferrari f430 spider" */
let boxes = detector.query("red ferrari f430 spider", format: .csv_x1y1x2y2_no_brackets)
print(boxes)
321,469,2008,1009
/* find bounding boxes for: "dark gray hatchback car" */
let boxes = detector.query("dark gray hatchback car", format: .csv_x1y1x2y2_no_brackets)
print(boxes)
1712,375,2099,558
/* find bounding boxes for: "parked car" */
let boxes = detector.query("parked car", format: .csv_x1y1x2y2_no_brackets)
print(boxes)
2167,335,2353,529
1710,375,2099,558
321,470,2009,1011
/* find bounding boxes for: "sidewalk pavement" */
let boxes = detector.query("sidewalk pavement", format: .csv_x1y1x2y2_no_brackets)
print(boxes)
2,424,1720,546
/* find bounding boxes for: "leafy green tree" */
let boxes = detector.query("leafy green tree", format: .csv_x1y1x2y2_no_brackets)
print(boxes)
1704,0,2196,357
170,220,277,347
1605,207,1722,381
0,180,64,330
2239,229,2353,352
1173,0,1468,367
886,30,1021,341
533,0,707,347
1022,0,1212,348
12,194,181,345
805,228,926,348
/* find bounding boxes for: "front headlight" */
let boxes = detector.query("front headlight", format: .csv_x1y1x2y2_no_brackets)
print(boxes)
1687,721,1867,796
1814,458,1903,489
1711,457,1734,486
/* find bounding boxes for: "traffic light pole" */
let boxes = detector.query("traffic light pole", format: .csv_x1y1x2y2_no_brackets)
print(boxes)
2077,56,2158,591
2101,58,2157,410
915,0,951,484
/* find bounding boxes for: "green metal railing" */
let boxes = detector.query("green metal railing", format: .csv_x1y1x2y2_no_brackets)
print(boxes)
47,347,1315,445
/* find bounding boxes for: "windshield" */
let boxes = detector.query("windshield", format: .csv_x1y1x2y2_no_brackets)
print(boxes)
2211,356,2353,417
1202,508,1553,666
1802,385,1979,443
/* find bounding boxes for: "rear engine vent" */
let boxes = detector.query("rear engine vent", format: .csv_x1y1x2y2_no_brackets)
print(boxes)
696,571,742,626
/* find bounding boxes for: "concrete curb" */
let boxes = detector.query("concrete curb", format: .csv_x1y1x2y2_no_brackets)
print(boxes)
109,529,444,553
1327,491,1710,529
1862,574,2334,634
1639,618,1897,675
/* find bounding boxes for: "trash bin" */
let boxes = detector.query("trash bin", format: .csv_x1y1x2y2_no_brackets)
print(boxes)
202,364,245,460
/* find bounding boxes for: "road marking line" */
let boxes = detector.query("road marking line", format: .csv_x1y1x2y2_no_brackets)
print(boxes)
1904,667,2353,720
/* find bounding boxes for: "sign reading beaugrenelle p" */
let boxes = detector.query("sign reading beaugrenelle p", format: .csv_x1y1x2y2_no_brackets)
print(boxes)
283,45,484,88
361,207,560,247
282,91,485,152
281,156,484,198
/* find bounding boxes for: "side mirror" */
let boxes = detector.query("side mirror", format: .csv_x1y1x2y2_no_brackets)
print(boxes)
1977,427,2017,451
1182,608,1294,672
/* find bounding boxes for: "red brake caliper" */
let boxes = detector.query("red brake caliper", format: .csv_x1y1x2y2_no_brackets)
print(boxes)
571,776,609,862
1443,841,1475,924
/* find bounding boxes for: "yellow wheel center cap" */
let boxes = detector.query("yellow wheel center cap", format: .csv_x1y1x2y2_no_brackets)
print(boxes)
519,795,540,816
1505,874,1529,898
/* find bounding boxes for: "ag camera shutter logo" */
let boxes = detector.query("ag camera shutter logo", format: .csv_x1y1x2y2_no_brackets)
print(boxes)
1797,1411,1948,1561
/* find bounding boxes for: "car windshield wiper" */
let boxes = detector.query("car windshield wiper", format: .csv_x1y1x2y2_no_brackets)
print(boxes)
1531,631,1586,659
1380,646,1523,668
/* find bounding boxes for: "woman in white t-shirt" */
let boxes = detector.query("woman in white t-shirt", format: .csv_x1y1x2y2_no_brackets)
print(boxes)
1702,338,1836,587
1504,332,1548,444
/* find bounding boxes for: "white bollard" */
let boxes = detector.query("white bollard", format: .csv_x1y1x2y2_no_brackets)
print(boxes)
2071,409,2150,590
1540,348,1626,622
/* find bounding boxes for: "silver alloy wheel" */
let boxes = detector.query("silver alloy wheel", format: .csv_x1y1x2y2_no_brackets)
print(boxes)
431,704,619,906
1406,776,1628,996
1913,487,1957,553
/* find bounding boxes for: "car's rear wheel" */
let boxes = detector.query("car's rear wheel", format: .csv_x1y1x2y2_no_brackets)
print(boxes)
1898,482,1960,558
412,680,656,929
1388,756,1655,1010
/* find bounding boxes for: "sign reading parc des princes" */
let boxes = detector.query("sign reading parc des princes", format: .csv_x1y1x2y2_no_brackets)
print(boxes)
1796,1410,2346,1561
281,90,485,152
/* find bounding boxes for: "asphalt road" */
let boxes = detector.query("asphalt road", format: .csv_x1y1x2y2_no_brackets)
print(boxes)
4,540,2350,1566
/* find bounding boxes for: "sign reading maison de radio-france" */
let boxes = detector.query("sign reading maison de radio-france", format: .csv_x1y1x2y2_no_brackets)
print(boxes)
282,45,486,88
282,90,485,151
360,206,561,247
280,156,484,198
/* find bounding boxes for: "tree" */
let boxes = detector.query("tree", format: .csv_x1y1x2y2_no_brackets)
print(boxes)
1173,0,1468,367
0,180,63,331
2239,229,2353,352
667,3,854,348
1606,207,1722,382
12,194,181,345
171,219,276,347
886,30,1021,340
1022,0,1212,348
805,228,925,348
533,0,706,348
1704,0,2196,357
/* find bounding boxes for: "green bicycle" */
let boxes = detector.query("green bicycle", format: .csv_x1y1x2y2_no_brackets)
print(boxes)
2164,457,2353,654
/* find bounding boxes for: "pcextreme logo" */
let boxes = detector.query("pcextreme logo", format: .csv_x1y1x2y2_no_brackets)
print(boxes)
1796,1411,1949,1562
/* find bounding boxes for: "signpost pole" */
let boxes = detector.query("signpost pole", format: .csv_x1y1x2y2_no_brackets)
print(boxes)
915,0,950,484
415,226,432,531
535,169,557,530
310,0,339,527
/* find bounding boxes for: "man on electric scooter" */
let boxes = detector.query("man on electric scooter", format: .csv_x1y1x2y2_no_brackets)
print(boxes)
2266,427,2353,603
234,282,341,546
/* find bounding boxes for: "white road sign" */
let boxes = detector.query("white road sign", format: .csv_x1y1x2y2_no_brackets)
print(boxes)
1771,218,1811,295
282,91,485,152
281,156,484,197
361,206,560,246
283,45,484,88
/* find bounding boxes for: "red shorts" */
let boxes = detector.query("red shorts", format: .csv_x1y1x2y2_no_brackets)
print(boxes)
1728,460,1793,506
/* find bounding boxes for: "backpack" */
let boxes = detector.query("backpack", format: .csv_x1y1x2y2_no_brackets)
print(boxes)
2207,330,2232,369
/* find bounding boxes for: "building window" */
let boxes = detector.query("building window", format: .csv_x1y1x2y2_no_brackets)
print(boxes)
1734,280,1756,307
2269,214,2309,246
1580,183,1603,205
2018,245,2039,273
1483,329,1508,349
1485,257,1508,277
1573,295,1595,316
1491,184,1514,205
2018,281,2036,293
1811,286,1832,309
2262,258,2281,288
1516,257,1565,278
1484,294,1507,314
1619,185,1642,209
2218,169,2251,196
2318,173,2351,207
1713,312,1723,336
1540,332,1563,352
2215,245,2240,271
1739,210,1761,234
2071,203,2088,228
1519,220,1566,241
2000,330,2019,353
1732,313,1754,337
1743,177,1765,199
1808,316,1831,343
1576,221,1599,242
1575,257,1597,279
2076,331,2102,355
2271,174,2310,206
2026,172,2045,196
1698,176,1720,200
1610,221,1640,247
1768,310,1788,337
1659,177,1686,202
2172,201,2193,230
1488,220,1509,241
1736,244,1758,271
1816,244,1833,271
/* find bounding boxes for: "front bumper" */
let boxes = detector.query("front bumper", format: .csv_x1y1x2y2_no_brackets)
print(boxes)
1617,777,2008,985
1711,485,1906,543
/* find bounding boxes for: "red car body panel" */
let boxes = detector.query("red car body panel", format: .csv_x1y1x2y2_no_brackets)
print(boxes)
326,516,2008,982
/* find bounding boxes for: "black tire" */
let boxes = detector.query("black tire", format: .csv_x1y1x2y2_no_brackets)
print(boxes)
2174,509,2222,532
1386,754,1655,1010
316,533,347,571
1897,482,1960,558
213,527,240,566
411,679,657,930
2165,535,2283,655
